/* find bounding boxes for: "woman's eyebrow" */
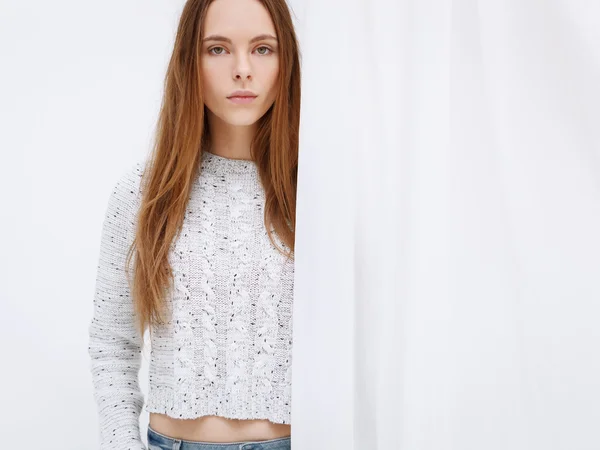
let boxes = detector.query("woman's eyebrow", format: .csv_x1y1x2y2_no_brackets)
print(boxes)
202,34,278,44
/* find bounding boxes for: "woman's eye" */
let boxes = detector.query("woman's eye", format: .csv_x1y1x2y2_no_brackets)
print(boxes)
209,46,225,55
256,46,272,55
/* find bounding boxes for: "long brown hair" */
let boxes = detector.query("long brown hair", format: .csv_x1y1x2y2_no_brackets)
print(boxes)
124,0,301,344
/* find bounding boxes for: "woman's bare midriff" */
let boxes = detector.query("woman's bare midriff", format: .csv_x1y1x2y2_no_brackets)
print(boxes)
149,413,291,443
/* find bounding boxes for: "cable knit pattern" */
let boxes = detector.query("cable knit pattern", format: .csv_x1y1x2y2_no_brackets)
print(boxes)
88,151,294,450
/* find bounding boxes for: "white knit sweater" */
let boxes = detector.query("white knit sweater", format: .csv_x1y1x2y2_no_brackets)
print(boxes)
87,151,294,450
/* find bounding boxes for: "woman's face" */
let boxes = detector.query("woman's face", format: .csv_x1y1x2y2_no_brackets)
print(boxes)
200,0,280,127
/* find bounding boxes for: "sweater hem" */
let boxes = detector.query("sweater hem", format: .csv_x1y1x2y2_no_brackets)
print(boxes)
144,385,291,425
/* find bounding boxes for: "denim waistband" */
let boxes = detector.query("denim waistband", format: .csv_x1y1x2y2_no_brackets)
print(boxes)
147,425,291,450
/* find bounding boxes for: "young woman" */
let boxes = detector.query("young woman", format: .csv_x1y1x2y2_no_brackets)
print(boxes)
88,0,300,448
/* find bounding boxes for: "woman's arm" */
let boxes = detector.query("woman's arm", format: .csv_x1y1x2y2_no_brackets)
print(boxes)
87,163,147,450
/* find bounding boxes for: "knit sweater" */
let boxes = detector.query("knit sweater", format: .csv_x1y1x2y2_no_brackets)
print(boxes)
87,151,294,450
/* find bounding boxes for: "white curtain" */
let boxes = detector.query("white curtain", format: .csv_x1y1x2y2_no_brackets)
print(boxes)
290,0,600,448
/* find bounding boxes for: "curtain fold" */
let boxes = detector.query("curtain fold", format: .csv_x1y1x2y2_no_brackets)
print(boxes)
290,0,600,448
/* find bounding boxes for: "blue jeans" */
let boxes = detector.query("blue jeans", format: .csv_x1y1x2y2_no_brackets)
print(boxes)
147,425,292,450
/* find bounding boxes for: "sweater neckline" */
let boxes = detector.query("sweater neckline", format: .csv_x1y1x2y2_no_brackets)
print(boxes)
201,150,258,177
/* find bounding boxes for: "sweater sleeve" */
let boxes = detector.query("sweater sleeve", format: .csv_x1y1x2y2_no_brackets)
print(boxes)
87,163,147,450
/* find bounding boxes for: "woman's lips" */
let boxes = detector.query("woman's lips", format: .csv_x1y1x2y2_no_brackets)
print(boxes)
228,95,257,104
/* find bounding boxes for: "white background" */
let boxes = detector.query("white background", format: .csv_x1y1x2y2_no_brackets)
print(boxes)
1,1,599,449
293,1,600,449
